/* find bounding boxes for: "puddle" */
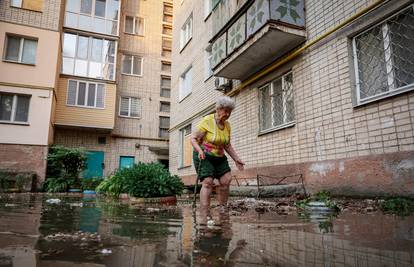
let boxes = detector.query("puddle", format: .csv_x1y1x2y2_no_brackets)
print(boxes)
0,194,413,266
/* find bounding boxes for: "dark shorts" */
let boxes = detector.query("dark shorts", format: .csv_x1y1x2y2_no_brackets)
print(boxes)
193,150,231,181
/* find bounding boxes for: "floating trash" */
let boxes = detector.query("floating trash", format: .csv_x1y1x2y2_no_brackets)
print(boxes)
69,203,83,207
46,199,61,204
101,249,112,255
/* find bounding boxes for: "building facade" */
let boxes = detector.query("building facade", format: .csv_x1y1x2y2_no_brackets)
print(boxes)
0,0,173,185
53,0,173,178
0,0,62,184
170,0,414,196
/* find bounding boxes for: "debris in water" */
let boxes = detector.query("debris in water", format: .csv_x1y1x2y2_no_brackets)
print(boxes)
70,203,83,207
4,203,17,207
46,199,61,204
101,249,112,255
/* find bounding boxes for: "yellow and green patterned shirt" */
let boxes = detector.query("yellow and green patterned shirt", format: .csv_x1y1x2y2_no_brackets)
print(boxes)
196,114,231,157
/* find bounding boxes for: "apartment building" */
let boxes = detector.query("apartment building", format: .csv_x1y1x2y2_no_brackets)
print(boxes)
54,0,173,177
0,0,62,185
170,0,414,196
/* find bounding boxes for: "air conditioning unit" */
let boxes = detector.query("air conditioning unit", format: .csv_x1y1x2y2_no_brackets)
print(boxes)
214,77,232,91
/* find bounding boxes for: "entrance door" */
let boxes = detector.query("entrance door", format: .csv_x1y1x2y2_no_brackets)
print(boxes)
83,151,105,178
119,156,135,169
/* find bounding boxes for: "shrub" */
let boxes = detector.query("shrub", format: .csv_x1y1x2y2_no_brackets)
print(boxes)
46,145,87,191
96,162,184,198
43,177,70,193
0,171,11,192
380,197,414,217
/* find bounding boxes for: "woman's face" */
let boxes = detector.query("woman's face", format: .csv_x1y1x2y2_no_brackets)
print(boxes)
216,107,232,122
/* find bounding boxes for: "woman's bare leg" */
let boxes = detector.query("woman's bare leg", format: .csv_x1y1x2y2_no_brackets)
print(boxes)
199,177,214,224
217,172,232,206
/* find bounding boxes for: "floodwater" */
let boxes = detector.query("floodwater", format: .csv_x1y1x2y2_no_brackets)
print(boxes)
0,194,413,267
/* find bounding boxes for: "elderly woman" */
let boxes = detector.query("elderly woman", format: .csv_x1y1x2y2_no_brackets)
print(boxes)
191,96,244,216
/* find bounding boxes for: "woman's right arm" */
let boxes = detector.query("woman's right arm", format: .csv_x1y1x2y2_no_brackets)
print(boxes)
190,130,206,160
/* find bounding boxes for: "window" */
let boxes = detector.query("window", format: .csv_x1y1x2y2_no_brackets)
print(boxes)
162,37,172,50
204,45,213,80
161,61,171,72
180,14,193,49
4,35,37,65
163,3,173,14
159,116,170,138
160,101,170,113
67,80,105,108
162,25,172,36
179,66,192,101
62,33,116,80
179,125,192,167
125,16,144,35
162,48,171,58
119,96,141,118
259,72,294,132
10,0,44,12
0,93,30,123
65,0,120,36
353,6,414,104
161,88,171,98
122,55,143,76
163,14,173,23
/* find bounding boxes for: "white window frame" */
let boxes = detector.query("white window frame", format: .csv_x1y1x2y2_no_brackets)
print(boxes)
258,72,295,134
124,16,145,36
179,124,192,168
0,93,30,124
179,66,192,102
66,79,106,109
353,5,414,105
65,0,121,36
180,14,193,50
62,33,117,81
121,54,143,76
3,35,38,65
119,96,141,118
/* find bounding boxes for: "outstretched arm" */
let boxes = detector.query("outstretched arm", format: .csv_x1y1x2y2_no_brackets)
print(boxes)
190,130,206,160
225,143,245,171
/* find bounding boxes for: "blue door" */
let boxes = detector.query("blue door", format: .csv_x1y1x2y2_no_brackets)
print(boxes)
83,151,104,178
119,156,135,169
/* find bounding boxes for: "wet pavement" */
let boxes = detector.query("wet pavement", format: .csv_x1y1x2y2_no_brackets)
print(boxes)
0,194,413,267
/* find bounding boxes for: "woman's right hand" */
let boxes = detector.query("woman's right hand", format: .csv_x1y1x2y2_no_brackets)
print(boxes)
198,150,206,160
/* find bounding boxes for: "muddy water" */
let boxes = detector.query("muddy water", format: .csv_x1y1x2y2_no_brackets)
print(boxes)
0,194,413,267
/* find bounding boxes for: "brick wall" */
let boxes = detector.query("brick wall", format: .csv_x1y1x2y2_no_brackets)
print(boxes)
0,144,48,186
170,0,414,196
0,0,62,31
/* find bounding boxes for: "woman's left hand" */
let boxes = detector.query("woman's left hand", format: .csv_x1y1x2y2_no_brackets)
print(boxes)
235,159,245,171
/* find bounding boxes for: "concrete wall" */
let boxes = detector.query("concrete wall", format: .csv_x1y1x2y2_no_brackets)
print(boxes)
0,21,60,88
170,0,414,196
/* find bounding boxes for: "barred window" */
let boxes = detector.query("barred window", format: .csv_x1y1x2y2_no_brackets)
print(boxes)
353,6,414,103
259,72,294,132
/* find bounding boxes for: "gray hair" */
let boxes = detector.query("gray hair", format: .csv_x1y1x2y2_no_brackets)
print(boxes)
216,96,235,110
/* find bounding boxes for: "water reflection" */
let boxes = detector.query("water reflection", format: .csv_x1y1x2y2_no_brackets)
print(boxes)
0,194,413,267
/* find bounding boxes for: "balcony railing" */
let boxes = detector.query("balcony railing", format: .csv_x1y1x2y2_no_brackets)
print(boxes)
211,0,306,80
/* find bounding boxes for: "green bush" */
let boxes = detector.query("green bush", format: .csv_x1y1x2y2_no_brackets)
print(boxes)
43,177,70,193
96,162,184,198
0,171,11,192
380,197,414,217
46,145,87,191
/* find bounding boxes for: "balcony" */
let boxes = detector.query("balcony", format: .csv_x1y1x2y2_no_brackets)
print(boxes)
211,0,306,80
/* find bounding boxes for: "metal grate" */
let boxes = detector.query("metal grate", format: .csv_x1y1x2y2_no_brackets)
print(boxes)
354,6,414,102
259,72,295,131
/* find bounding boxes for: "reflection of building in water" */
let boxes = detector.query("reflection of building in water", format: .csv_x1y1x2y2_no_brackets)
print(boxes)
226,214,414,266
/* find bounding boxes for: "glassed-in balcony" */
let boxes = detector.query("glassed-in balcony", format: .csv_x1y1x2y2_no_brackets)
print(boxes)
211,0,306,80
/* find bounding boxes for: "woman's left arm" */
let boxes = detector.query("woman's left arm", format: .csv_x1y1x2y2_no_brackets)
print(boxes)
225,143,245,171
